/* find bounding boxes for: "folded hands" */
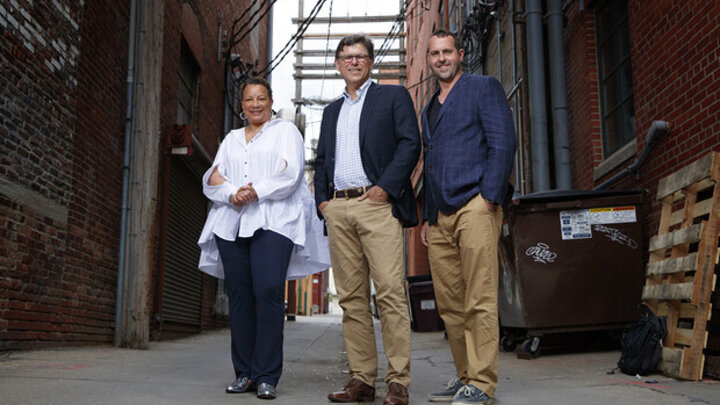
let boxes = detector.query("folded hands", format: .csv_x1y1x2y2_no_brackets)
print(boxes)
230,182,258,207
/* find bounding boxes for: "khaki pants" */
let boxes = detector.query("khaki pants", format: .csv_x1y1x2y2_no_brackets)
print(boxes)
322,197,411,387
428,193,503,396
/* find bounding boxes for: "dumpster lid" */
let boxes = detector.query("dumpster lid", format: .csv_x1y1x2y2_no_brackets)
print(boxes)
512,189,644,205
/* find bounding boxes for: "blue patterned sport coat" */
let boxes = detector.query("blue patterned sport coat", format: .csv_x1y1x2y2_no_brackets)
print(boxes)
421,73,517,224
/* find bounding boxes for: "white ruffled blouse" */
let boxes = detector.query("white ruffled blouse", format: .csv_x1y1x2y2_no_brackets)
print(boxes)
197,119,330,280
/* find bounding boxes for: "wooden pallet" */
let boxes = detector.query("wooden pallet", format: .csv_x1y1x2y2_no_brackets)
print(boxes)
643,152,720,380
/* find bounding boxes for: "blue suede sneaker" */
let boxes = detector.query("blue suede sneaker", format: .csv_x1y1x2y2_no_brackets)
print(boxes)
451,384,493,405
427,378,464,402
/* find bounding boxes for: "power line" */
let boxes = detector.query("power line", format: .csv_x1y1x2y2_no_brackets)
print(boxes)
222,0,276,123
262,0,328,76
228,0,260,47
373,1,409,67
230,0,266,43
231,0,277,49
224,0,261,66
319,0,334,97
406,74,432,90
373,0,420,68
258,0,330,77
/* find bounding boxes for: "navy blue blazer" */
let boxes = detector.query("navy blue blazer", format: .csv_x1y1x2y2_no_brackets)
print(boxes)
422,73,517,224
314,82,421,227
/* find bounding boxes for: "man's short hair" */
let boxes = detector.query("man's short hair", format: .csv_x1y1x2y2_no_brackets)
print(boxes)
428,29,460,51
335,35,375,60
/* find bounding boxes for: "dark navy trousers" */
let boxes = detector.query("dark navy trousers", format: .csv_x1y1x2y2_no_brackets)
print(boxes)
215,229,293,386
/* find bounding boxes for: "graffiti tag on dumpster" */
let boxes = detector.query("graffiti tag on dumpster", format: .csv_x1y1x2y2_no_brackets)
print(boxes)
525,243,557,264
593,225,638,249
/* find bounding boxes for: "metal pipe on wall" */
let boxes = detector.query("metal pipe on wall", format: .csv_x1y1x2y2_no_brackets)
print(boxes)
266,5,273,84
494,12,502,84
547,0,571,189
525,0,550,192
509,0,524,195
116,0,140,347
223,62,231,134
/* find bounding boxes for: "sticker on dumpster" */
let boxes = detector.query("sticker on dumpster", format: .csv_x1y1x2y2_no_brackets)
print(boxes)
525,243,557,264
421,299,436,310
559,210,592,240
588,206,637,224
593,224,638,249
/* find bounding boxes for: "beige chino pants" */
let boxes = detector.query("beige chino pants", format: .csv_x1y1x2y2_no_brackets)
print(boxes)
428,193,503,397
322,196,411,387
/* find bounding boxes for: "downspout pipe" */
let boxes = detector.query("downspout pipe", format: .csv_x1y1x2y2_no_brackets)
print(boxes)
525,0,551,192
547,0,572,189
491,11,502,84
594,121,671,190
116,0,139,347
266,5,273,84
510,0,523,195
223,60,230,134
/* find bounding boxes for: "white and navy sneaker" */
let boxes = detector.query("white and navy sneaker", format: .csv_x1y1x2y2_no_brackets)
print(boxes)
451,384,493,405
427,377,464,402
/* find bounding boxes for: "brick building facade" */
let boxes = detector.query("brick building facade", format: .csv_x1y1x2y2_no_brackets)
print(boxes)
404,0,719,275
563,0,720,237
1,0,269,350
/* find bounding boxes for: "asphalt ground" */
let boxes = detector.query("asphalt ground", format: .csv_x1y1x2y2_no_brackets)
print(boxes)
1,314,719,404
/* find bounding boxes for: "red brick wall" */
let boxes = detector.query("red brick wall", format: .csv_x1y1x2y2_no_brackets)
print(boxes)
565,3,602,190
405,0,445,278
1,0,128,349
565,0,720,240
1,0,269,349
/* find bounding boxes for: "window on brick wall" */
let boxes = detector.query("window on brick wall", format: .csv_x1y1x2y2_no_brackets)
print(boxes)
178,40,200,126
595,0,636,158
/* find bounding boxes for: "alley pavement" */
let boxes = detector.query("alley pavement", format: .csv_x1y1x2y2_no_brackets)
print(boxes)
1,313,719,405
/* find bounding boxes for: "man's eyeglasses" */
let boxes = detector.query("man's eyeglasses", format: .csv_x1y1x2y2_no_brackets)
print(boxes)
337,54,371,64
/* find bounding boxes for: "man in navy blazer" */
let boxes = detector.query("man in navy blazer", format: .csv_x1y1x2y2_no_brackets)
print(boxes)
315,35,420,405
420,30,517,405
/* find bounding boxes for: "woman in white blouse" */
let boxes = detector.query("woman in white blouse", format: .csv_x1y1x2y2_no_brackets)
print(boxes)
197,77,329,400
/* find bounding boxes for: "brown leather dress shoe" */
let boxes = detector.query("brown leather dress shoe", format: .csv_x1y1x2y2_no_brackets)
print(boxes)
383,382,409,405
327,378,375,402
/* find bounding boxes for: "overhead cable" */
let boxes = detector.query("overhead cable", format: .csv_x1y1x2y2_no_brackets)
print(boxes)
373,0,414,68
373,0,426,69
319,0,335,97
258,0,330,77
231,0,277,48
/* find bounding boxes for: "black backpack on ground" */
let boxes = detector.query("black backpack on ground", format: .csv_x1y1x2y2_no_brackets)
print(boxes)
617,303,668,375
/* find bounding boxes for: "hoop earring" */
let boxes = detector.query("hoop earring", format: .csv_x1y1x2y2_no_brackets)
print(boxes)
239,111,247,121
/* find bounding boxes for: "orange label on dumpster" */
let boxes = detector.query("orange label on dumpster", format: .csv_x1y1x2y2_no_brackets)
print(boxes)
588,206,636,224
560,206,637,240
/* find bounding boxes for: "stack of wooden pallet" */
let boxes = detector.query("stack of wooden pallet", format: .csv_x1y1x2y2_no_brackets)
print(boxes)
643,151,720,380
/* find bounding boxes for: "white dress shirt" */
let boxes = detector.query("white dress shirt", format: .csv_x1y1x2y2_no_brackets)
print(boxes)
197,119,330,280
333,78,373,190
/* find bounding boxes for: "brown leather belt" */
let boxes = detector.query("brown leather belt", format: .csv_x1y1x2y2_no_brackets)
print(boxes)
333,186,371,199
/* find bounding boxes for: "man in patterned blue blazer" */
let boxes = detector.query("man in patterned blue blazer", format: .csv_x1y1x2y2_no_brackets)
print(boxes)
420,30,517,405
